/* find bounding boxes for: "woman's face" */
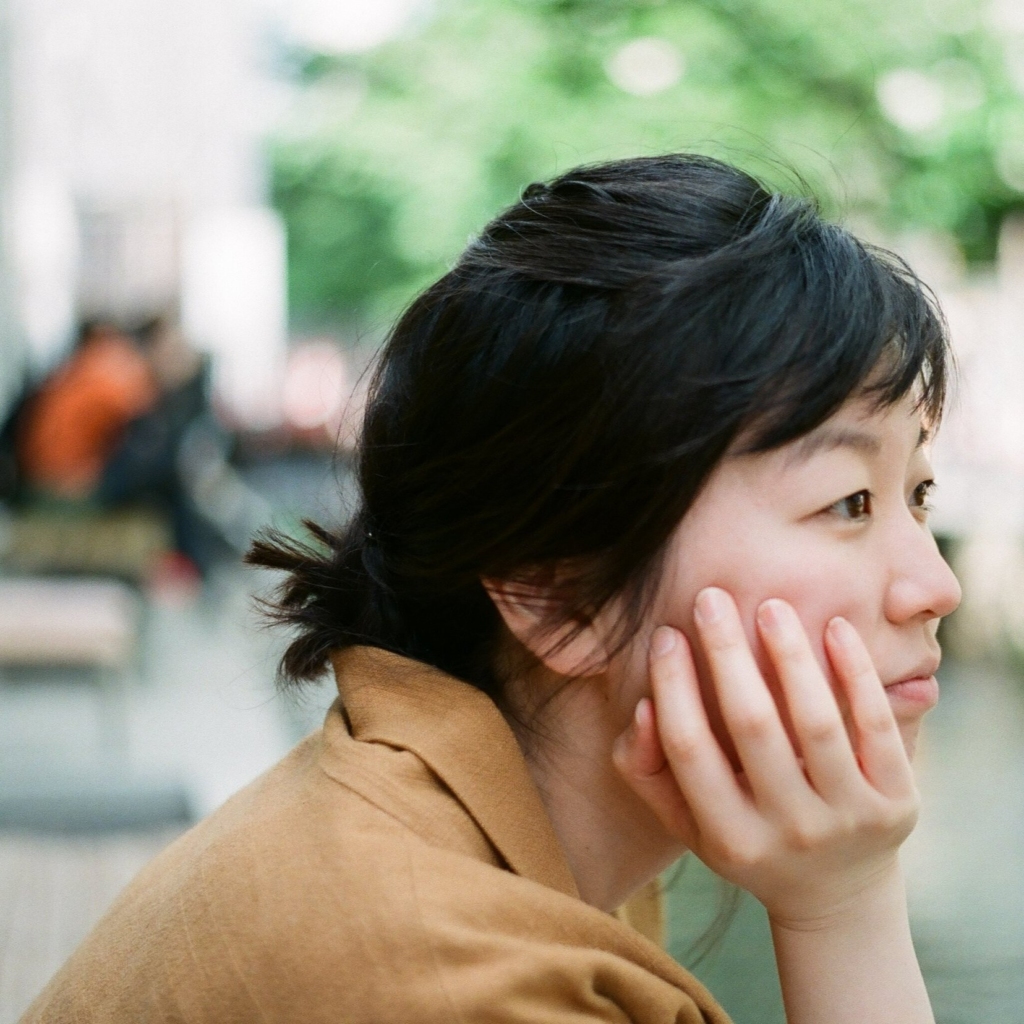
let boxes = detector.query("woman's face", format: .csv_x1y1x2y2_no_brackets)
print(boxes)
612,391,962,762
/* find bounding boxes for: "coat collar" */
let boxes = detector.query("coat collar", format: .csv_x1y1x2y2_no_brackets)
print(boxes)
330,646,580,901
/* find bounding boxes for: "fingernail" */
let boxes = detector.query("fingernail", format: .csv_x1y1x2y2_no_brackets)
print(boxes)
827,616,850,642
650,626,676,658
756,598,786,631
634,695,652,729
694,587,727,626
611,729,630,766
612,706,641,764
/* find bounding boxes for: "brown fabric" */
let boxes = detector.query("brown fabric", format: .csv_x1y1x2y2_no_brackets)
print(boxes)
21,647,731,1024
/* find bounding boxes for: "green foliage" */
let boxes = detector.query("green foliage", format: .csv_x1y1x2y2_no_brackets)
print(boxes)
271,149,423,328
271,0,1024,329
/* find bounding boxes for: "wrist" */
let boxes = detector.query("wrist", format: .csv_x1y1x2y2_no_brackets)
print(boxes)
766,857,907,934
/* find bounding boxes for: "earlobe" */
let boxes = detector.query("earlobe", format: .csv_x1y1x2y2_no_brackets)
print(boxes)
482,576,609,678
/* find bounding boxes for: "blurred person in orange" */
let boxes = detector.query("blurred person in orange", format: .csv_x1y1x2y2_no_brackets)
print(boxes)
17,321,158,499
94,317,227,576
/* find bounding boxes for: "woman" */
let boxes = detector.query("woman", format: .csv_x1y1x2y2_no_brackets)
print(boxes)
22,155,960,1024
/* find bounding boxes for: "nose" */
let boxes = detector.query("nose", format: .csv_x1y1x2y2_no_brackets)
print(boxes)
883,521,962,626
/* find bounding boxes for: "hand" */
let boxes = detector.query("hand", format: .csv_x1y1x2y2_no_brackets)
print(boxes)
612,587,920,929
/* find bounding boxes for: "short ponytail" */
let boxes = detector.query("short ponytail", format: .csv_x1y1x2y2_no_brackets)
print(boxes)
247,517,383,682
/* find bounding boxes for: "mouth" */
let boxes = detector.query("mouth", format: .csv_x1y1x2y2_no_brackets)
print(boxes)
883,658,941,712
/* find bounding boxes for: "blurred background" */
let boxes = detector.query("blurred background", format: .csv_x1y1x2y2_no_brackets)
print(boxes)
0,0,1023,1020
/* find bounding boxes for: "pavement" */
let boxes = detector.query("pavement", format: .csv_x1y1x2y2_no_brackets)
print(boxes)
0,562,340,1021
0,564,338,830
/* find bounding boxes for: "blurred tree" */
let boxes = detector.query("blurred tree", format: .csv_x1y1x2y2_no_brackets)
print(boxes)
271,0,1024,330
272,152,421,326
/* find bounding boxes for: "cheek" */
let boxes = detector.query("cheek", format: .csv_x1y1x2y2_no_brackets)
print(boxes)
658,535,861,666
652,532,875,766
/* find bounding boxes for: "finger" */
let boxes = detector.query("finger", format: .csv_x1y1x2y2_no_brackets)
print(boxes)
614,696,666,777
694,588,808,810
825,616,914,798
756,598,862,802
613,695,700,846
646,623,759,835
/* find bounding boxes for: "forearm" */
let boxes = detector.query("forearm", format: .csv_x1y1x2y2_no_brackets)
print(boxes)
770,861,934,1024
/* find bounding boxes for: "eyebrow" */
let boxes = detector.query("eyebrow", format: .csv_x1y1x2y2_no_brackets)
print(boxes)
787,423,930,466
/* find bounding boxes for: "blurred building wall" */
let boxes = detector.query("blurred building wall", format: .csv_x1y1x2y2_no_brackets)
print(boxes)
0,0,27,419
1,0,286,422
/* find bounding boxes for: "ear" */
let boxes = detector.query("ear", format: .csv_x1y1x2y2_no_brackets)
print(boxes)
482,575,609,678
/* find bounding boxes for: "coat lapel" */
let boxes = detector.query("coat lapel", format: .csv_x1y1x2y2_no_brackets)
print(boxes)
331,647,580,900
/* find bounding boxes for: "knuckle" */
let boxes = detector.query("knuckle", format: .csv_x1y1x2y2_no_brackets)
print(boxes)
860,794,919,837
661,727,702,766
650,647,687,681
709,835,762,870
703,630,741,656
889,795,920,833
795,713,843,746
782,817,826,852
730,709,774,743
902,801,921,833
859,706,896,736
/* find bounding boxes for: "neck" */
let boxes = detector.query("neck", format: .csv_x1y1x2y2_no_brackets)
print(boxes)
509,670,684,911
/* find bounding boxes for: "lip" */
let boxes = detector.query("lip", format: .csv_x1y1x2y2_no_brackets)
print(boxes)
883,675,940,711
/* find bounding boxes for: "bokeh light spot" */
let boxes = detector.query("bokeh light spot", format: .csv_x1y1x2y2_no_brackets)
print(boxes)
877,69,945,133
606,38,684,98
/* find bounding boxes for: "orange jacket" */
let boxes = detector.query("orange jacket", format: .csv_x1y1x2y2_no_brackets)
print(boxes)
19,334,157,498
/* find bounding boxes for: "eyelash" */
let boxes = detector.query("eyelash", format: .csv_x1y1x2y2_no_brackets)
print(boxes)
911,479,936,515
828,480,936,523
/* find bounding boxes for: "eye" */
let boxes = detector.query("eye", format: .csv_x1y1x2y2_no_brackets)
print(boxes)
829,490,872,522
910,479,936,518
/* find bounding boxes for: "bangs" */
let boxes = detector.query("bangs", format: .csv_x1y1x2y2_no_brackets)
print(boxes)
717,222,951,455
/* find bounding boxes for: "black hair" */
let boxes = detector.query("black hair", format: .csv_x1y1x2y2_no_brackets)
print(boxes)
248,154,949,703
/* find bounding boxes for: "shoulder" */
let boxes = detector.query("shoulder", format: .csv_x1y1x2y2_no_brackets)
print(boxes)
174,814,722,1024
23,721,728,1024
21,730,491,1022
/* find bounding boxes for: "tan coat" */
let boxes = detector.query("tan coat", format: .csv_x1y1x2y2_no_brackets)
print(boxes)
21,648,731,1024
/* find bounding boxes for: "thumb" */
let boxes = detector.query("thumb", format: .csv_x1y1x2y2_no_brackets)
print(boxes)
614,695,699,847
613,696,666,778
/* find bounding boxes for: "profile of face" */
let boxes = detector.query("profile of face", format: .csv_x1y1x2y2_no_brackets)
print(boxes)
609,390,962,763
